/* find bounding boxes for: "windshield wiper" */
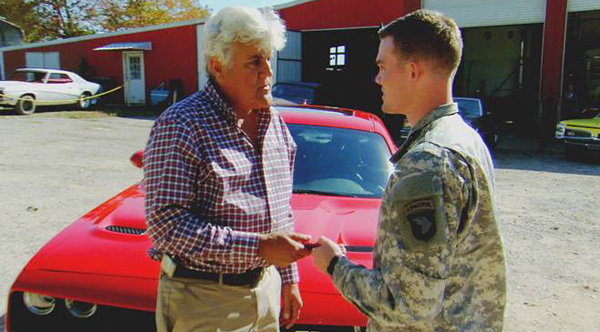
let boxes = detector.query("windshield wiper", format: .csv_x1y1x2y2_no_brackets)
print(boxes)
293,189,354,197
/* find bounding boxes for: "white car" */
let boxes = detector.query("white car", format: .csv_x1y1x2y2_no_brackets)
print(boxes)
0,68,101,115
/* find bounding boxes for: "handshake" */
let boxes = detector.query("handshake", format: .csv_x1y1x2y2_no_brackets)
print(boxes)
258,232,346,273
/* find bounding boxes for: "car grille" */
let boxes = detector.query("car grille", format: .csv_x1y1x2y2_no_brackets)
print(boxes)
565,129,592,138
105,226,145,235
7,292,156,332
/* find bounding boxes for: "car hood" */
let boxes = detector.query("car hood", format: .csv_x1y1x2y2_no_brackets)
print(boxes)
29,184,379,285
32,184,160,279
561,117,600,129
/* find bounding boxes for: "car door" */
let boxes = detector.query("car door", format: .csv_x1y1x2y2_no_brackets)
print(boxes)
44,73,78,105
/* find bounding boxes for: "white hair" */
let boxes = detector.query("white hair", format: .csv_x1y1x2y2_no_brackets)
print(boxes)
203,6,287,77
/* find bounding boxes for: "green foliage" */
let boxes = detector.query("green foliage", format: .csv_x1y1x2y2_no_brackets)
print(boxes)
0,0,210,42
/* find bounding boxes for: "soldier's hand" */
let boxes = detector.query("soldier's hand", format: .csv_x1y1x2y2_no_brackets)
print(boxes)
312,237,344,274
258,232,312,268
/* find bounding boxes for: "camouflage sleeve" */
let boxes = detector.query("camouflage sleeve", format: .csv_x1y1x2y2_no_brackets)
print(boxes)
332,146,472,324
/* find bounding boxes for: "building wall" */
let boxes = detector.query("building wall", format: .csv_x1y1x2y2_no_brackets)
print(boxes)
0,21,23,47
3,25,199,104
278,0,421,30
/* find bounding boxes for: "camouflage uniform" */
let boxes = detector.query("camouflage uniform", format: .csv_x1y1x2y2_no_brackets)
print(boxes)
331,103,507,331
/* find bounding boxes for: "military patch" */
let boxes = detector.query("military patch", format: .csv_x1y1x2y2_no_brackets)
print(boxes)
405,199,437,242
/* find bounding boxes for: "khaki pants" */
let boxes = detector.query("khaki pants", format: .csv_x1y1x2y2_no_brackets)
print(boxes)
156,266,281,332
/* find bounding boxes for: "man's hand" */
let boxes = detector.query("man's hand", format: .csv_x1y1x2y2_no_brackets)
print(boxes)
312,236,344,274
258,232,312,268
280,283,302,329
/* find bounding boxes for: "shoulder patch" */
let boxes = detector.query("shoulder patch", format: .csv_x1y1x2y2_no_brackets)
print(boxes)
406,199,436,242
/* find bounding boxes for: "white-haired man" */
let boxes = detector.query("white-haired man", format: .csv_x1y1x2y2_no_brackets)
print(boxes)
144,6,312,332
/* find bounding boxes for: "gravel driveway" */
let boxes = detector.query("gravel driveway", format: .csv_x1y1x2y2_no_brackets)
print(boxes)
1,111,598,331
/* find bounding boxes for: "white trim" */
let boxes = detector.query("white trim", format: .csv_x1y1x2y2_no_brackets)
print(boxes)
301,25,379,32
122,51,146,105
273,0,319,11
0,19,206,52
197,24,207,90
0,51,4,80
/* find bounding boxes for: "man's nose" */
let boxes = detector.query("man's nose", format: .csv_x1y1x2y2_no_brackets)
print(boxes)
374,73,382,86
262,59,273,78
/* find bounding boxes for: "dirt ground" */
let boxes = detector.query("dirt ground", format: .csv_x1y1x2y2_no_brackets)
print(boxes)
0,111,599,331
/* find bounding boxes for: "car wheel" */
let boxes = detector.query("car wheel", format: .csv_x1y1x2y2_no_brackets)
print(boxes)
14,95,36,115
78,92,92,109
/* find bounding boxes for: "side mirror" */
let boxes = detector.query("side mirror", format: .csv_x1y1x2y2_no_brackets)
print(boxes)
130,150,144,169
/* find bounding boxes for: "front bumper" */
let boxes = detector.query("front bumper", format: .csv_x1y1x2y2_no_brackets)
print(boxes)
562,137,600,150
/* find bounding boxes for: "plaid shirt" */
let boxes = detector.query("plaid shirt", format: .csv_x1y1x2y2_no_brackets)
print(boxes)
143,80,298,284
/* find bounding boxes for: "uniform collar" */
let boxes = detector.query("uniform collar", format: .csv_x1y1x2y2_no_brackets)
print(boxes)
389,103,458,164
411,102,458,133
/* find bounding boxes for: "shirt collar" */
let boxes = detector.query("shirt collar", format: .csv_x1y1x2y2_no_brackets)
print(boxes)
389,103,458,164
203,79,238,123
203,79,272,125
411,102,458,133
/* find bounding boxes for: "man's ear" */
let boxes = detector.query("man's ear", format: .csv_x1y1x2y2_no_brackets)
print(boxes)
409,61,423,81
209,57,224,80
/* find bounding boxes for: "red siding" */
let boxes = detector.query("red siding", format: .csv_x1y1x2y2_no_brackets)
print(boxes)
3,25,199,104
540,0,567,122
279,0,421,30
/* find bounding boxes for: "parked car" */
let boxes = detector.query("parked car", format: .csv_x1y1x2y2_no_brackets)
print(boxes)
5,105,396,332
272,81,322,105
555,108,600,158
397,97,501,148
0,68,101,115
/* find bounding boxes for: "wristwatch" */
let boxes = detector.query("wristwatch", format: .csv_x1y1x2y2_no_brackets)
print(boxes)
327,255,342,276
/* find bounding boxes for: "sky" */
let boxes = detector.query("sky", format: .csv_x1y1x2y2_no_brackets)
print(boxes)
202,0,296,13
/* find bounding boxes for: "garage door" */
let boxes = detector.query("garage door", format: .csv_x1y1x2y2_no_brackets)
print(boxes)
276,30,301,82
568,0,600,12
423,0,546,28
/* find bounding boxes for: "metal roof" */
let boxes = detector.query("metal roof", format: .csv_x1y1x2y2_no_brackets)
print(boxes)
93,42,152,51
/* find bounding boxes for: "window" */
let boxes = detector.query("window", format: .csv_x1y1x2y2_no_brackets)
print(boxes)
328,45,346,70
47,73,72,84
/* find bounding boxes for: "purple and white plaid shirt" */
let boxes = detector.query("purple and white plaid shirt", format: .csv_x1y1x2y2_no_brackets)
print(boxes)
143,80,298,284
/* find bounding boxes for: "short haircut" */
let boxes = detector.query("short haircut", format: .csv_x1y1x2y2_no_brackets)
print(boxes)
379,9,463,72
203,6,287,77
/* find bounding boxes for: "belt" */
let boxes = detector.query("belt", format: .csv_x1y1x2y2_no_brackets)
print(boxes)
173,265,265,287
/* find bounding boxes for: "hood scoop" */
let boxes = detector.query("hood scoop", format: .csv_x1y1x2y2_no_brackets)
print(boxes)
105,225,145,235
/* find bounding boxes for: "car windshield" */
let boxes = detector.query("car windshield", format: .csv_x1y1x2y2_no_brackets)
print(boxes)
9,71,46,83
273,84,317,104
288,124,393,198
455,99,482,119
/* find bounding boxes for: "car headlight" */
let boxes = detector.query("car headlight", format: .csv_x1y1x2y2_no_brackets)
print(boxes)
23,292,56,315
555,123,566,138
65,299,98,318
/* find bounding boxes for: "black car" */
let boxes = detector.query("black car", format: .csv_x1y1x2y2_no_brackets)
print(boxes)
272,81,322,105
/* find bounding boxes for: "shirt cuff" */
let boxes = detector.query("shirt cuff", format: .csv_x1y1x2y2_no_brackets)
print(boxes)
331,256,352,290
278,262,299,285
230,230,262,263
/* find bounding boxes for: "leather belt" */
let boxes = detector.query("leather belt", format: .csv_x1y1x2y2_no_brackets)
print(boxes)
173,265,265,287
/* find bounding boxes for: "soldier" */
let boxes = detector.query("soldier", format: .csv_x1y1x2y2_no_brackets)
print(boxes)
312,10,507,331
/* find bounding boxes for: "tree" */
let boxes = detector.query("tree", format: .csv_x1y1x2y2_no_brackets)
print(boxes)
96,0,210,32
0,0,210,42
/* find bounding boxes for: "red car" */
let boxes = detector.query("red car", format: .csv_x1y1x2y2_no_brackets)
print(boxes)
5,105,396,332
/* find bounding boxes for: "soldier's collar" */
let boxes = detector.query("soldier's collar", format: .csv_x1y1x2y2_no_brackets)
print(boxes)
389,103,458,164
411,103,458,133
